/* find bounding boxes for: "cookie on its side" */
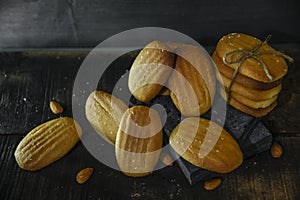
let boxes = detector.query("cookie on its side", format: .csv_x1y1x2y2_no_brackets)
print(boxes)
216,72,282,101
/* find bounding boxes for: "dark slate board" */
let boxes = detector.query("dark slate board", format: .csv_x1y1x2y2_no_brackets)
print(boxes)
98,50,273,185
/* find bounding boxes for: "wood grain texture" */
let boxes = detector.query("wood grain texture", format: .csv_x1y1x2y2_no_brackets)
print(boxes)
263,49,300,134
0,52,83,135
0,0,300,48
1,135,299,200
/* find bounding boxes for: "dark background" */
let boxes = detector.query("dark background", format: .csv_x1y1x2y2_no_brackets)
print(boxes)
0,0,300,48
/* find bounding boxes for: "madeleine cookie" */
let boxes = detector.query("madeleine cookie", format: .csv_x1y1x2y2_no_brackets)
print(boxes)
115,106,163,177
85,90,128,144
128,41,175,102
169,117,243,173
168,45,216,116
15,117,82,171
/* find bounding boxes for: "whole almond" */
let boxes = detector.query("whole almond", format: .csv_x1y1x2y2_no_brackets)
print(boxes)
169,117,243,173
271,142,283,158
115,106,163,177
204,178,222,190
160,153,173,166
50,101,64,114
85,90,128,144
14,117,82,171
76,168,94,184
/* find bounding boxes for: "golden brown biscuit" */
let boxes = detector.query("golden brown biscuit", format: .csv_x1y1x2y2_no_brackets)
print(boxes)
212,52,281,90
169,117,243,173
128,41,175,102
168,45,216,116
219,91,278,117
15,117,82,171
215,33,288,83
115,106,163,177
158,86,170,96
85,90,128,144
219,88,278,109
216,72,282,101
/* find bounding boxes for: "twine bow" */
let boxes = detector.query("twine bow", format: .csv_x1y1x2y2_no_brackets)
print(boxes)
223,35,294,101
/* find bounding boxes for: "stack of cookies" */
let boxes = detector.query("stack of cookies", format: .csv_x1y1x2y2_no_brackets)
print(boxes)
212,33,289,117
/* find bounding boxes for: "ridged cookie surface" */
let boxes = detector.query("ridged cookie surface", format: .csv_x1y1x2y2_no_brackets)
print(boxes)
85,90,128,144
128,41,175,102
115,106,163,177
168,45,216,116
14,117,82,171
169,117,243,173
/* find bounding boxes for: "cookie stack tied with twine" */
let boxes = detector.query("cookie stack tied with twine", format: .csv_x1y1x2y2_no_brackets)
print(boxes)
213,33,293,117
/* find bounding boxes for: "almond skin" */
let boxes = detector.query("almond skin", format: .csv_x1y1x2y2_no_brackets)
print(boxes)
50,101,63,114
76,168,94,184
271,142,283,158
160,153,173,166
14,117,82,171
204,178,222,190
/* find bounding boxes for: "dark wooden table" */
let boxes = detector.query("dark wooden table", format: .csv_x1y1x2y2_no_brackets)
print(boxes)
0,47,299,200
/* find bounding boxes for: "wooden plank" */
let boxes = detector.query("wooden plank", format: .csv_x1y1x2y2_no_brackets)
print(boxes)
263,49,300,134
0,0,300,48
0,52,83,135
1,135,299,199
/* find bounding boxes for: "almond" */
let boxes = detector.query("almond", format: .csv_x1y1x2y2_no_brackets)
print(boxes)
271,141,283,158
76,167,94,184
160,153,173,166
50,101,63,114
204,178,222,190
14,117,82,171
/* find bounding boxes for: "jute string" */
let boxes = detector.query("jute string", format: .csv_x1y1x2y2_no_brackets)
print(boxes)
223,35,294,101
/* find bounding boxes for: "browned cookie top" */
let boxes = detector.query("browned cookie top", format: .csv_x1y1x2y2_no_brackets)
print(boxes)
215,33,288,83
